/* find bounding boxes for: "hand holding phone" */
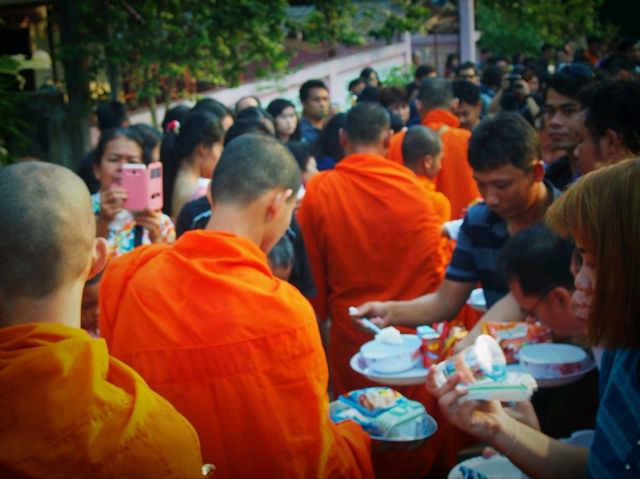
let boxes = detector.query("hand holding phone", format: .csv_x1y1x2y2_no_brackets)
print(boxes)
122,162,163,212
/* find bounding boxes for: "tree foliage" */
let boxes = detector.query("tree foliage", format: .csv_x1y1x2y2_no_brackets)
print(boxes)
298,1,430,56
59,0,291,124
476,0,611,57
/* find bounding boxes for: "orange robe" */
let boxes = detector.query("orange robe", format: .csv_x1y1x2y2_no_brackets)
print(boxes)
0,323,202,478
422,109,481,219
387,129,406,165
298,153,470,478
100,231,373,479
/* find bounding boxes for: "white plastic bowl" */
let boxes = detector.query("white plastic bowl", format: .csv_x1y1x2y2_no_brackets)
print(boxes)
360,334,422,373
519,343,591,379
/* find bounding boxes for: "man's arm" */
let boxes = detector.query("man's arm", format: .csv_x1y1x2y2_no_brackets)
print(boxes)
453,292,521,352
353,279,476,328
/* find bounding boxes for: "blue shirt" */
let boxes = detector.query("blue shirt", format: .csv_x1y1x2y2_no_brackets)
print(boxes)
445,180,560,308
588,349,640,478
300,117,321,146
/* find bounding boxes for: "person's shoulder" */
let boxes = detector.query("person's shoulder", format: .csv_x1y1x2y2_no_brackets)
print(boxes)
464,202,493,224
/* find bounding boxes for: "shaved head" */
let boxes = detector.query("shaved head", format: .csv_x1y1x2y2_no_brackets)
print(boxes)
211,134,301,205
0,162,95,309
402,125,442,168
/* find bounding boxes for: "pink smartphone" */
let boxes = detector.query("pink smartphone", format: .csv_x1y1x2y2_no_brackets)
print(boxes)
122,162,163,212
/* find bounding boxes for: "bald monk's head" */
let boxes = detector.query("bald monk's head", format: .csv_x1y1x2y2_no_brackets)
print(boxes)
212,134,301,205
0,162,106,325
340,102,391,156
209,134,301,253
402,125,444,179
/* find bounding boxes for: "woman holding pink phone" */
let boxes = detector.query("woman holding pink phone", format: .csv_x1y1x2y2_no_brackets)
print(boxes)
92,127,175,258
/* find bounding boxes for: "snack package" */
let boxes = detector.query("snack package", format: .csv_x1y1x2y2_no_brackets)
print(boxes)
482,321,552,363
330,387,429,438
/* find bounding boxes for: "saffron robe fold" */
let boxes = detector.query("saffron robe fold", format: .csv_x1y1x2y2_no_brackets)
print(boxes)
298,153,471,478
0,322,202,478
422,109,480,219
100,231,373,479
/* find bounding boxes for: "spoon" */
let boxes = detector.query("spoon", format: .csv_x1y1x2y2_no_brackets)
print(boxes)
348,306,382,335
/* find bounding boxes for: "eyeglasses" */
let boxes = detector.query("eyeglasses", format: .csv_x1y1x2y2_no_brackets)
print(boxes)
558,63,595,79
519,289,551,322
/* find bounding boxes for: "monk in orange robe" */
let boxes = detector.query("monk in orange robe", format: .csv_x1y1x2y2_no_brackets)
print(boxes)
100,134,373,479
418,78,481,219
0,162,203,478
298,102,470,478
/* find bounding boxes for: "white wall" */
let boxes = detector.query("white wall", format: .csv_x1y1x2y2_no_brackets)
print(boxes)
128,34,412,125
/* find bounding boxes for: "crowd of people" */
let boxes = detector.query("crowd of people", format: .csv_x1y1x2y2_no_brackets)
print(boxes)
1,38,640,478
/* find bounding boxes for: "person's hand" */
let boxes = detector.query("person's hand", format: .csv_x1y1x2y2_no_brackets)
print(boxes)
504,400,540,431
134,210,164,243
98,187,127,223
425,366,509,443
350,302,393,330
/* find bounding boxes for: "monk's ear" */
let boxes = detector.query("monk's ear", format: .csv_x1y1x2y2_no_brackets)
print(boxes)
415,99,423,114
267,188,293,219
449,97,459,112
422,154,433,172
87,238,108,281
338,128,348,148
382,129,392,149
206,186,213,206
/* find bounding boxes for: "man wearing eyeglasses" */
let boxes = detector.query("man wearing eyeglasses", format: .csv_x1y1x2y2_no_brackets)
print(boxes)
502,223,599,440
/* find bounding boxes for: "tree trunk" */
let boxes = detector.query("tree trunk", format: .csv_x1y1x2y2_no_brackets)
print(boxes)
55,0,91,169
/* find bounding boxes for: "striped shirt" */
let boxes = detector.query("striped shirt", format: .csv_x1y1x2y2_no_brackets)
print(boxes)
445,180,560,308
588,349,640,478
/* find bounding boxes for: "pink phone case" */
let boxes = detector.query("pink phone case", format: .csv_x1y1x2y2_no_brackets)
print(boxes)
122,162,163,211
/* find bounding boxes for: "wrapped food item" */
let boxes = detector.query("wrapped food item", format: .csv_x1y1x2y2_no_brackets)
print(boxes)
482,321,553,363
330,387,430,439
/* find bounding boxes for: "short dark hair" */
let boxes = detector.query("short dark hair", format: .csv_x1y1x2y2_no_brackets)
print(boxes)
453,80,481,106
468,112,540,171
480,65,503,90
456,61,477,77
348,78,365,91
211,134,301,205
96,100,127,132
579,80,640,155
299,79,328,103
401,125,442,168
344,102,390,144
223,118,274,147
545,66,595,101
379,86,408,108
417,77,453,111
357,86,380,103
501,223,575,296
415,64,435,80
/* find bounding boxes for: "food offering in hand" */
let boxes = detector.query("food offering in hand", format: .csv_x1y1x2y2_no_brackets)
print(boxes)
330,387,437,441
434,335,507,387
